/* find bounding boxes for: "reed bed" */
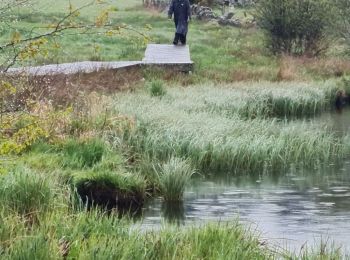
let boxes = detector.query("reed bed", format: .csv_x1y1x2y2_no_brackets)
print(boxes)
0,201,271,259
0,202,341,259
139,81,338,119
0,167,53,217
114,81,346,174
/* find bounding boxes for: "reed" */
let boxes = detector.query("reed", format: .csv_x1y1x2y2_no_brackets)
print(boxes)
156,157,194,201
0,167,52,217
114,81,346,174
62,138,106,168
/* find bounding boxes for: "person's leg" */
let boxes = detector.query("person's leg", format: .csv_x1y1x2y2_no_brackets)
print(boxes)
173,33,180,45
179,34,186,45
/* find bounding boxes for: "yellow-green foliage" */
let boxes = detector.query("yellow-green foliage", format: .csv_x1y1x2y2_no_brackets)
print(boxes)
0,102,73,155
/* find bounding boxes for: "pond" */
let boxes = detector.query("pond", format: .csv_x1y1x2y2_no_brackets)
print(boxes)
140,110,350,253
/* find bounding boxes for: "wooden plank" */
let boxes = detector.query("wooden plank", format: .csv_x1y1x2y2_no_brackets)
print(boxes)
143,44,193,64
5,44,194,76
6,61,141,76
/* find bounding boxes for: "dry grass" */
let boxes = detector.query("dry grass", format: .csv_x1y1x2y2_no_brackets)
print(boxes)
3,67,144,106
276,56,350,82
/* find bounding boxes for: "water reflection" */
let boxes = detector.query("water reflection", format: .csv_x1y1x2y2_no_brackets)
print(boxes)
162,201,185,225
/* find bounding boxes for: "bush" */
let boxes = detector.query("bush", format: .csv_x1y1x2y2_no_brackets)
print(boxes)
334,0,350,52
147,80,166,97
255,0,333,56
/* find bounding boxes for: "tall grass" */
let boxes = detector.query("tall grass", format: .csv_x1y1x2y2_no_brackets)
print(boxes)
62,138,106,168
156,157,194,201
72,170,146,210
147,79,167,97
0,167,52,217
0,208,272,260
114,82,346,174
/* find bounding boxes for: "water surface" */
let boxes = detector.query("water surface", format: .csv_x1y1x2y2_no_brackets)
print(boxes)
141,110,350,253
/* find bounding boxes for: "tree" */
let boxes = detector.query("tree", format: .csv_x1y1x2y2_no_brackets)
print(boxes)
0,0,148,72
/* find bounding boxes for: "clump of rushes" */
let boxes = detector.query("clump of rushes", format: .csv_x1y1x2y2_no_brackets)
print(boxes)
157,157,194,202
147,80,166,97
72,171,146,212
62,138,105,168
0,168,52,217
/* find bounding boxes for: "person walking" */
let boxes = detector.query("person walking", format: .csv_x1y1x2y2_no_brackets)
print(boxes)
168,0,191,45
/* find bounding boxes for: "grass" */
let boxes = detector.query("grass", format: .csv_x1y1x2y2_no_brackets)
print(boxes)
156,157,194,201
0,167,52,217
147,79,166,97
0,204,272,260
62,138,106,168
72,170,146,211
1,1,350,258
0,203,343,259
2,0,350,82
114,81,347,174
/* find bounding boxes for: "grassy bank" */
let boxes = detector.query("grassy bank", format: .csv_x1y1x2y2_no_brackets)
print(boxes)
114,81,348,175
1,0,350,258
2,0,350,82
0,198,341,259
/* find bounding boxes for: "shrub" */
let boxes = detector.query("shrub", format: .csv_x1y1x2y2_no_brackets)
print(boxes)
0,168,52,217
334,0,350,52
255,0,333,56
156,157,194,202
147,80,166,97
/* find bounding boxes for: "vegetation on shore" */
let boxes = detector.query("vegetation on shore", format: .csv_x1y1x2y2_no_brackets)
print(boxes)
115,81,348,174
1,0,350,258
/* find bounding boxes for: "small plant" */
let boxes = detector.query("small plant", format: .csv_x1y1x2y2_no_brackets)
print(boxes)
0,168,52,217
147,80,166,97
62,138,106,168
156,157,194,202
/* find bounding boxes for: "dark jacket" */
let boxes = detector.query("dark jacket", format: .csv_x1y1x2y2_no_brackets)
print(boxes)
168,0,191,35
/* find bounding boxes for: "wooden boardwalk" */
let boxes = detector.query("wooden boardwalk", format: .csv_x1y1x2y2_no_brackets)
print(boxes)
6,44,193,76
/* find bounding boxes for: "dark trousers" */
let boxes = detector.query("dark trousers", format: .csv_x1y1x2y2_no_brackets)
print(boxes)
173,33,186,45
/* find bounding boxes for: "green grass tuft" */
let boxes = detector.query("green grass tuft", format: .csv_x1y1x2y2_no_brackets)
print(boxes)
147,80,167,97
156,157,194,201
62,138,106,168
0,168,52,217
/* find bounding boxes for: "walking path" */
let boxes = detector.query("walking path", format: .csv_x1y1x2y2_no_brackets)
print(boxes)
6,44,193,76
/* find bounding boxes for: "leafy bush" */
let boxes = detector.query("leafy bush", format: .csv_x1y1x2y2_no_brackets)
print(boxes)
255,0,333,56
147,80,166,97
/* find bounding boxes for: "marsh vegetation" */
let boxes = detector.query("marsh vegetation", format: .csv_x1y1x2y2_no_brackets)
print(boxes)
1,0,350,258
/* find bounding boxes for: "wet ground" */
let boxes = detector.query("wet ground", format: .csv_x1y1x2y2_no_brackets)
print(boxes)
140,110,350,253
